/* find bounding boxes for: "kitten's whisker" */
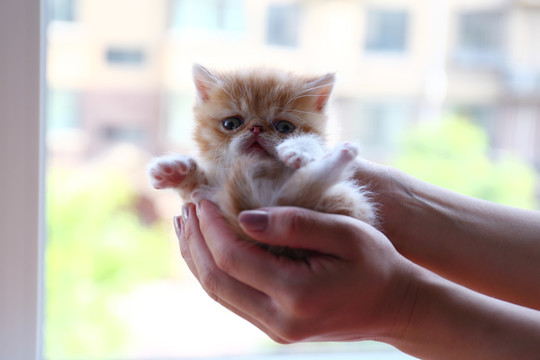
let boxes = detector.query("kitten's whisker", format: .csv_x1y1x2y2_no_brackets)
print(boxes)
304,82,334,91
289,109,316,115
285,93,324,106
198,76,236,99
205,99,228,104
289,94,325,101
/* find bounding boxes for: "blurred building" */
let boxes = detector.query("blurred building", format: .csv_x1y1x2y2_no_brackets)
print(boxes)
47,0,540,166
43,2,540,356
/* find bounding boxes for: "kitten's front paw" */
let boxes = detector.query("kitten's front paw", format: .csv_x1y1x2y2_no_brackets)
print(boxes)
318,142,359,172
278,147,314,169
277,136,324,169
148,155,196,189
330,142,359,163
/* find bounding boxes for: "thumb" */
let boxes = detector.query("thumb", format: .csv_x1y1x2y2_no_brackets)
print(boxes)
238,207,360,255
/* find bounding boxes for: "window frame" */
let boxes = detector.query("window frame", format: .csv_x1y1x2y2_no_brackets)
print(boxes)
0,0,44,359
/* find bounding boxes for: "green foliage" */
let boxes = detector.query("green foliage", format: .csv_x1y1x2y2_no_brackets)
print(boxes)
394,117,537,209
45,168,170,359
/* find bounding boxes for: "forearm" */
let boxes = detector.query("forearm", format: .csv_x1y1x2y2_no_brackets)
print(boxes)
387,263,540,360
382,167,540,309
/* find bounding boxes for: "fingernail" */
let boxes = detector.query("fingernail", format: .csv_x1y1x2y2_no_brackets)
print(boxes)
195,199,210,218
173,216,183,238
195,201,202,218
238,210,269,232
182,203,190,222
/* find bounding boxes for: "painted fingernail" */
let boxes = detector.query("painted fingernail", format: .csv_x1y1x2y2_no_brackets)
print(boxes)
238,210,269,232
173,216,183,238
195,199,209,218
195,201,201,218
182,203,190,222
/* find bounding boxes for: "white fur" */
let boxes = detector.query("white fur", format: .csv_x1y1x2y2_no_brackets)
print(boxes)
276,134,326,169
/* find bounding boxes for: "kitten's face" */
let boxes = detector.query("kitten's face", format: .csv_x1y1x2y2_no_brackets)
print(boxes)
191,65,334,164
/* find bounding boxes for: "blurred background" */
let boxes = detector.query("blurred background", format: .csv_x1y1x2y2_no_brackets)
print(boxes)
44,0,540,359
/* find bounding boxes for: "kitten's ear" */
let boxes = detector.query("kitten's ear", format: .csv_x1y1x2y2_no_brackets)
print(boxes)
193,64,218,102
306,73,335,112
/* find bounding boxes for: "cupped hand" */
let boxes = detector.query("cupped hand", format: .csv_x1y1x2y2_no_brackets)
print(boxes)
176,200,416,344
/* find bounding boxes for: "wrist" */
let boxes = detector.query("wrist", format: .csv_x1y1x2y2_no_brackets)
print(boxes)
383,262,476,359
366,256,422,345
384,260,540,360
352,159,413,235
366,165,422,251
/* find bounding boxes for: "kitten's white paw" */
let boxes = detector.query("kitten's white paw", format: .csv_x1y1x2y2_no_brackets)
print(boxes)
331,142,359,162
278,148,314,169
277,135,324,169
148,155,196,189
318,142,359,172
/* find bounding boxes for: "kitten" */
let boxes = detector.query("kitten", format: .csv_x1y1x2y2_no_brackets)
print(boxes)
148,65,376,251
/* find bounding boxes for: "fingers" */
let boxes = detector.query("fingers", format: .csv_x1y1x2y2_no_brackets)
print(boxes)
181,203,269,308
196,200,304,295
176,203,290,342
196,200,376,307
176,201,397,343
175,207,198,277
238,206,363,258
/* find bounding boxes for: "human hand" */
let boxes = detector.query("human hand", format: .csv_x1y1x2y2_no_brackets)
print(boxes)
353,158,540,312
352,158,450,258
176,200,415,344
352,158,415,238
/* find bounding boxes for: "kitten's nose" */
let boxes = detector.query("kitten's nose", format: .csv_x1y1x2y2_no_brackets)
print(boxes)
249,125,264,135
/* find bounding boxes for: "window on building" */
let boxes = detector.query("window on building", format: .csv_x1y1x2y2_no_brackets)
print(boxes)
48,0,76,22
337,99,411,160
100,125,145,145
47,90,80,130
455,11,504,65
170,0,245,33
364,9,409,53
105,48,146,66
266,4,300,47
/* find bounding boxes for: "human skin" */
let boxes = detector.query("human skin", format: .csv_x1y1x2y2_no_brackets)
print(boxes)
176,200,540,359
351,158,540,310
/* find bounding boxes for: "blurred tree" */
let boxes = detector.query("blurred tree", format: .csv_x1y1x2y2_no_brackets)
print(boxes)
45,168,171,359
393,116,537,210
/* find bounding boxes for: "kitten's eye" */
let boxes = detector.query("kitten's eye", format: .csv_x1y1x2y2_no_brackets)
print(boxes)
275,120,295,134
222,116,243,131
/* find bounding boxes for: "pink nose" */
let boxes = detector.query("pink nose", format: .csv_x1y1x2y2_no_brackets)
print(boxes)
249,125,264,135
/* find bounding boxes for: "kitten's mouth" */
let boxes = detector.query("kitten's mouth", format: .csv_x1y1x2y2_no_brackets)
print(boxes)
246,140,271,156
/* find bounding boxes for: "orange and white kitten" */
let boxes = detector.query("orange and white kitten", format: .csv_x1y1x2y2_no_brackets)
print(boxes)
148,65,376,244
